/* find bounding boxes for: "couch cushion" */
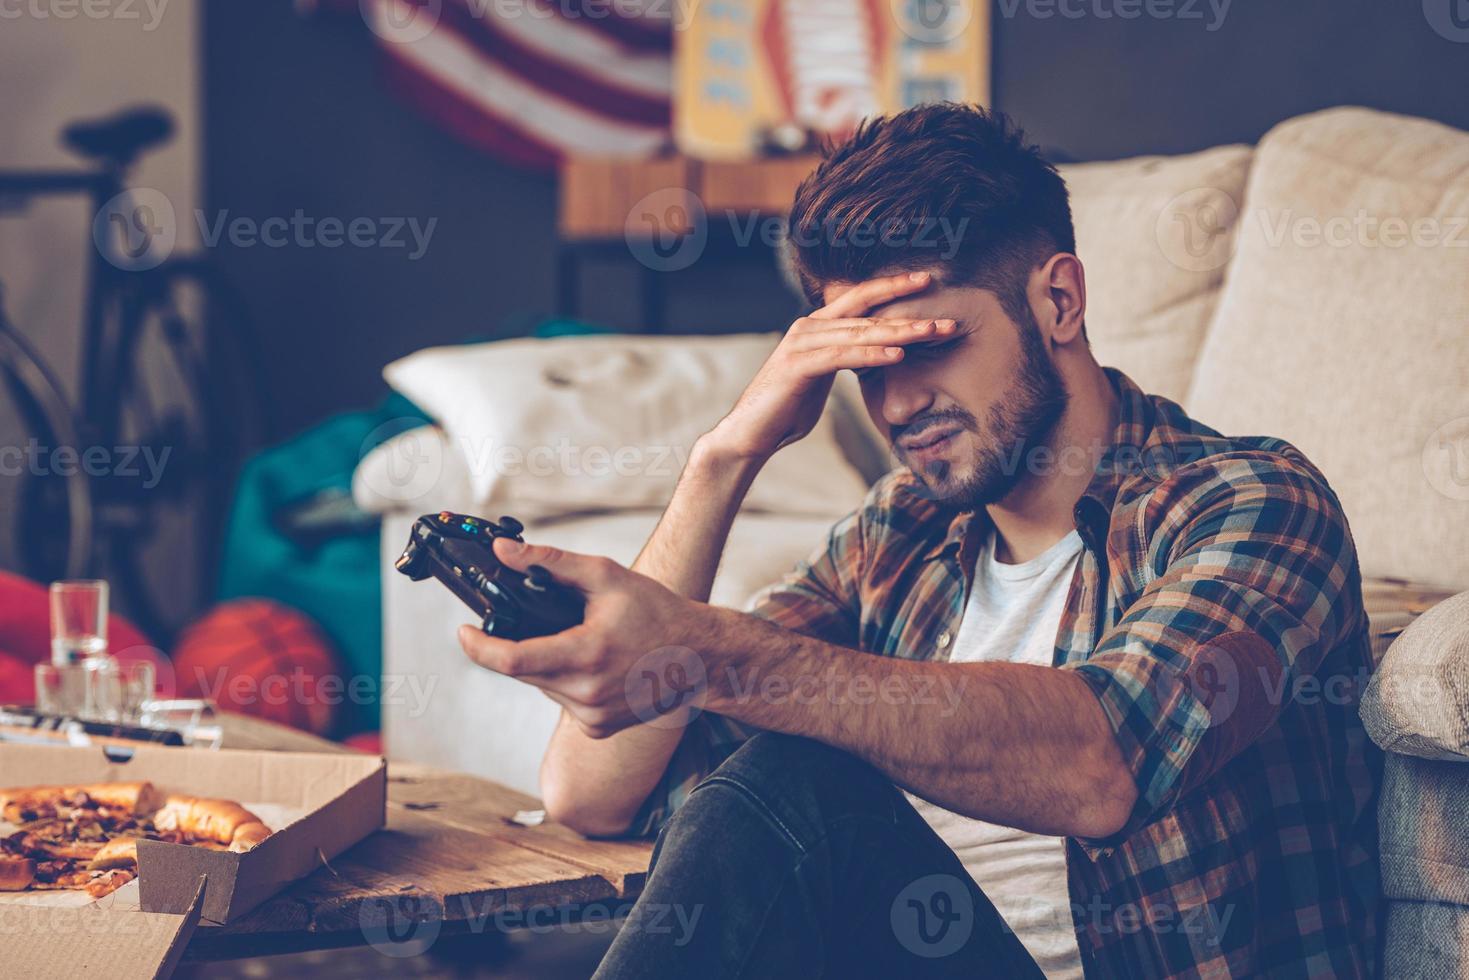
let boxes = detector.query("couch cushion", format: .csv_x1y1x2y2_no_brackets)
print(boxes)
1059,144,1254,403
1375,754,1469,907
1187,106,1469,588
1383,900,1469,979
1362,590,1469,761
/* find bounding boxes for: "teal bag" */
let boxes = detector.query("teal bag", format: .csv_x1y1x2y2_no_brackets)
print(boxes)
217,393,429,736
216,317,610,735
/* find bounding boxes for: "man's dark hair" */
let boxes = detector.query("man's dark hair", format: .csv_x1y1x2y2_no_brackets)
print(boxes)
787,103,1075,329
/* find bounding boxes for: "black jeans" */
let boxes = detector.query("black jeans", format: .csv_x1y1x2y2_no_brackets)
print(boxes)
594,732,1047,979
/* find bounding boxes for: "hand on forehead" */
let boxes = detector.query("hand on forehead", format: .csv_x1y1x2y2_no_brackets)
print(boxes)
825,277,988,326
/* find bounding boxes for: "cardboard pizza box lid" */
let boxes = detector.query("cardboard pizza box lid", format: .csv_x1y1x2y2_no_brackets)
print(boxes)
0,876,206,980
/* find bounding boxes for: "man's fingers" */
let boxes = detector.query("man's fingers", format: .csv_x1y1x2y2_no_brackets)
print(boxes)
457,623,588,678
810,270,933,320
491,537,619,591
791,317,956,351
793,345,906,376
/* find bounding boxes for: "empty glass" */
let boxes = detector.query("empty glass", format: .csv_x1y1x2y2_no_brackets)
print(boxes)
33,662,87,715
85,660,155,723
50,580,109,666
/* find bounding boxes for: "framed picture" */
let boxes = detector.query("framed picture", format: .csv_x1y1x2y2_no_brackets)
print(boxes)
675,0,991,158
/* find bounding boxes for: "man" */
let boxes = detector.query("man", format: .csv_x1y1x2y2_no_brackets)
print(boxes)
457,104,1380,977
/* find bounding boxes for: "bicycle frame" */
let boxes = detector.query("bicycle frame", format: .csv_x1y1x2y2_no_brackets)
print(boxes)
1,150,266,639
0,164,127,445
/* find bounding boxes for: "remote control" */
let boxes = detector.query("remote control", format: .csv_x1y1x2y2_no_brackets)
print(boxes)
394,512,585,640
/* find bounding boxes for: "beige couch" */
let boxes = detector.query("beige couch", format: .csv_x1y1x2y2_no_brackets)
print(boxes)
364,105,1469,975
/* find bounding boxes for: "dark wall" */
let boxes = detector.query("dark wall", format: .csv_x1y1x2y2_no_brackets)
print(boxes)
206,0,1469,439
205,2,554,440
993,0,1469,160
203,1,802,443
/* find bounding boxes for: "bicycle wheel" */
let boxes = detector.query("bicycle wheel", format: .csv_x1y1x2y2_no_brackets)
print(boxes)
0,308,93,581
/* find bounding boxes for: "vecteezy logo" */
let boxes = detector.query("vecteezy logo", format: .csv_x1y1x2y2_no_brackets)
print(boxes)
362,0,442,44
890,873,974,958
357,417,446,505
1186,640,1241,727
890,0,972,44
624,188,708,272
358,885,443,957
625,646,707,728
1423,415,1469,501
1423,0,1469,42
93,188,176,271
1155,186,1240,273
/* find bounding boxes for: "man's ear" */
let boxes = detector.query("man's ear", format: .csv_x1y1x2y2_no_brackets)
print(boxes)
1037,253,1087,345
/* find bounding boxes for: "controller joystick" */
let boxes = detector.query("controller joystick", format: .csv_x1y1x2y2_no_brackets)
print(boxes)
394,512,584,640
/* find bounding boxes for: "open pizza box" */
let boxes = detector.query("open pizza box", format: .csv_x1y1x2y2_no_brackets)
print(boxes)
0,742,387,977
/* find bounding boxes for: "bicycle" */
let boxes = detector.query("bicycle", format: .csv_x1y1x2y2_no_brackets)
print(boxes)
0,106,268,642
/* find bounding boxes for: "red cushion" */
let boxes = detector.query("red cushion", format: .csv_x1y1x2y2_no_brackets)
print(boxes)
0,651,31,705
0,572,169,702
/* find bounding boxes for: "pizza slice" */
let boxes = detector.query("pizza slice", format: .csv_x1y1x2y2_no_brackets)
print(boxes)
0,781,274,899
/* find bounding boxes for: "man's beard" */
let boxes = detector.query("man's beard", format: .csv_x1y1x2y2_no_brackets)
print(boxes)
897,319,1070,509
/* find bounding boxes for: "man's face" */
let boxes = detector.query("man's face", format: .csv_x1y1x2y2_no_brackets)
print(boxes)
824,278,1069,509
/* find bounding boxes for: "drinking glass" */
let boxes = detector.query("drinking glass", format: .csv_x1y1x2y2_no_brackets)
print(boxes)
50,580,109,666
85,660,155,723
34,663,87,715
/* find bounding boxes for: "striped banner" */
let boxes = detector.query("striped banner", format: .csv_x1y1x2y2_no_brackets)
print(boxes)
330,0,674,168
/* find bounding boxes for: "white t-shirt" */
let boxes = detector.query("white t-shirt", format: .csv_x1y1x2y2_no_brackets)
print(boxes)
903,526,1086,979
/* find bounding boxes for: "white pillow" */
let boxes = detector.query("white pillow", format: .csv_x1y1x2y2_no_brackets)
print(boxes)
382,333,871,520
353,424,471,515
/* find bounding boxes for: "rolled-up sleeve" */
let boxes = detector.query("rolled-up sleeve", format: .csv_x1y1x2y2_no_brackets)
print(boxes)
746,508,866,647
1064,453,1361,852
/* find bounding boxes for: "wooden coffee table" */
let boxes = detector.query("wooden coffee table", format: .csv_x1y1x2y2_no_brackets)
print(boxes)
186,713,653,959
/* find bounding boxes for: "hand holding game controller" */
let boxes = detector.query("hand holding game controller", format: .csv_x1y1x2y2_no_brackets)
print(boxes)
394,512,585,640
450,532,717,739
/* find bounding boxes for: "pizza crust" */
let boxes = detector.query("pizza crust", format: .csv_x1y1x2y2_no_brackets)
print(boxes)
0,781,163,818
229,821,271,853
153,796,271,851
87,836,139,872
0,856,34,891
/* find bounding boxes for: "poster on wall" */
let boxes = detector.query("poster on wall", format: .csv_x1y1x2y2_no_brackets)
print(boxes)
675,0,990,159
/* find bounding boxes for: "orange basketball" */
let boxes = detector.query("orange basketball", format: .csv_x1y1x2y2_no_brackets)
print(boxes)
172,599,343,736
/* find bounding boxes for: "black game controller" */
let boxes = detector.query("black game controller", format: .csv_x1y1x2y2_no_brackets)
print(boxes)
395,512,585,640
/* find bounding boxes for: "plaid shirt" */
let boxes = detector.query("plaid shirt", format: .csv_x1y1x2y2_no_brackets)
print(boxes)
633,368,1380,978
